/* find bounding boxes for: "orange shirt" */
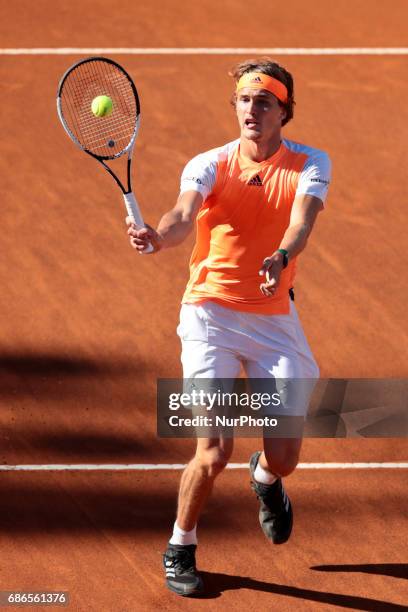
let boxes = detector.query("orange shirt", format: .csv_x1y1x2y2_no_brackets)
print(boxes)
180,139,331,314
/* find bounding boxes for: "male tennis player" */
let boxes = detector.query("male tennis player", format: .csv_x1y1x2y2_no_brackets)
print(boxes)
127,58,331,596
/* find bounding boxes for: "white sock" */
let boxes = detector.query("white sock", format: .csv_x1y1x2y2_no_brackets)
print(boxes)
169,521,198,546
254,461,278,485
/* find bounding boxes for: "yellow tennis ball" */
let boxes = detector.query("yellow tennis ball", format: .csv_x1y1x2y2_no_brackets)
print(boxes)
91,95,113,117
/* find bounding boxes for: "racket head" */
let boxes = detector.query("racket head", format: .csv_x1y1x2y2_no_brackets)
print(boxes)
57,56,140,160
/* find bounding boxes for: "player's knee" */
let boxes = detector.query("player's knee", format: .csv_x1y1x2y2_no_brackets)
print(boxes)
264,449,300,478
276,458,299,478
196,447,231,478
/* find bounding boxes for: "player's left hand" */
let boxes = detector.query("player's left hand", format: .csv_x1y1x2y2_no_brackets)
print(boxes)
259,253,285,296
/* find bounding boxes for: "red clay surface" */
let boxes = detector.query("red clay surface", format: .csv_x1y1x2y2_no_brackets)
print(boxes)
0,1,407,610
0,470,406,610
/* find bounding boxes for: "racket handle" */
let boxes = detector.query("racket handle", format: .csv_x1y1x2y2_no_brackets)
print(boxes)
123,192,154,254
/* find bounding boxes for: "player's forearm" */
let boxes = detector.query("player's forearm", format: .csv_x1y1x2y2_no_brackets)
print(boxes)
278,222,312,259
157,209,195,249
260,222,312,291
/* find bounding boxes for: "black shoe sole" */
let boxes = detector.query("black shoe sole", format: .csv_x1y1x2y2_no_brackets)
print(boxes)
165,577,204,597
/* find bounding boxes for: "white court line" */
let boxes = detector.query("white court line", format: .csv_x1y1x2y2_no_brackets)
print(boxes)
0,462,407,471
0,47,408,56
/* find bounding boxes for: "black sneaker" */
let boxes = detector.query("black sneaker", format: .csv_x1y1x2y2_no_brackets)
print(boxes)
249,451,293,544
163,543,203,596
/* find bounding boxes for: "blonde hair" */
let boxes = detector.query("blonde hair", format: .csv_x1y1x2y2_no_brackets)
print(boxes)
230,58,295,125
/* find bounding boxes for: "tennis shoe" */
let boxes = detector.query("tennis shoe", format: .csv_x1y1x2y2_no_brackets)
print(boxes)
249,451,293,544
163,543,203,596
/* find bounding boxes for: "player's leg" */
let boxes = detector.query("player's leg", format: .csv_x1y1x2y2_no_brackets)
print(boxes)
174,333,240,533
175,435,234,532
175,303,242,532
163,433,233,597
163,303,241,596
245,300,319,543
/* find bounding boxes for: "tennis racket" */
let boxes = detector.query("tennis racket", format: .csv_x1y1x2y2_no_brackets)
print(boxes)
56,56,153,253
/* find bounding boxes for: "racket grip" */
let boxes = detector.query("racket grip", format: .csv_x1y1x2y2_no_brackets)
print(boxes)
123,192,154,254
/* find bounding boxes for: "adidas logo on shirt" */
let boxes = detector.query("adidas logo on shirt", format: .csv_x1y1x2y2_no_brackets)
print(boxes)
247,174,263,186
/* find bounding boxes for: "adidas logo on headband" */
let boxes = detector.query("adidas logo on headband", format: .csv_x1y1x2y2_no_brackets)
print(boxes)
236,72,288,104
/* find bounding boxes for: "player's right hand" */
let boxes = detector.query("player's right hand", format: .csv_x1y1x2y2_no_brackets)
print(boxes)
126,217,163,253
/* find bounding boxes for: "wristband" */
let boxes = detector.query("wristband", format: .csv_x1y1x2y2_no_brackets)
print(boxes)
277,248,289,268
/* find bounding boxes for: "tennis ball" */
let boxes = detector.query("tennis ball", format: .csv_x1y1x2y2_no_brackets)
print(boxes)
91,95,113,117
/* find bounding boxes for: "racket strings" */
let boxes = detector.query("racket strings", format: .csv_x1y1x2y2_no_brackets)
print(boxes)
64,73,135,153
60,60,138,157
64,65,135,141
70,74,134,125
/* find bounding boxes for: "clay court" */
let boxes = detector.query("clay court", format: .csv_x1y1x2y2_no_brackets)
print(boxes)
0,1,407,609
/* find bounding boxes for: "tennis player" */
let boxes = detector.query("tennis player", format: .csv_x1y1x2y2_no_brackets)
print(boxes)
127,58,331,596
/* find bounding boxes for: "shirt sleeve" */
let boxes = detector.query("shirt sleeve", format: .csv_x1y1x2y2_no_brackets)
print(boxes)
296,150,332,204
180,152,218,201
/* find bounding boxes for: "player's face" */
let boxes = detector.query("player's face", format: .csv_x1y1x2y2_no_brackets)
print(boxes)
235,88,285,141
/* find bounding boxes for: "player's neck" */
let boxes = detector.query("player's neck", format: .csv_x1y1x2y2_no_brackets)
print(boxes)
239,133,282,163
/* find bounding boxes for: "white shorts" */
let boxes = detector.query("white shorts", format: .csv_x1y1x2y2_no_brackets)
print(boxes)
177,300,319,416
